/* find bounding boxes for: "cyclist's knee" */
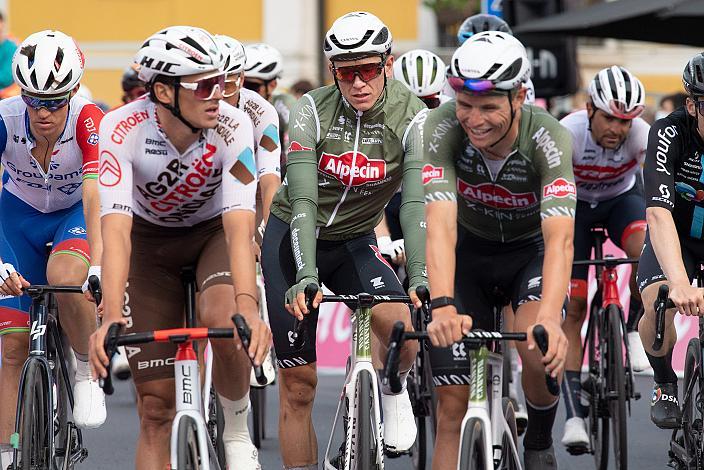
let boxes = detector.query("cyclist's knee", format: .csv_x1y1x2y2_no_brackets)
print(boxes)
198,285,236,329
1,332,28,368
46,255,87,286
138,392,175,433
280,366,317,410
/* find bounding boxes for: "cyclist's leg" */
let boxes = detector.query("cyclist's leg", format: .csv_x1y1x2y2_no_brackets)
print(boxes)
45,202,105,428
427,228,494,470
195,224,260,468
261,215,318,468
0,192,51,447
325,233,417,452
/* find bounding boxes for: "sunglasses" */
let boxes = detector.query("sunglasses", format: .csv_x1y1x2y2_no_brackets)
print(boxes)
179,73,226,100
421,95,441,109
608,99,644,120
695,99,704,117
243,80,265,91
332,62,384,83
223,74,242,98
447,76,498,94
21,92,71,112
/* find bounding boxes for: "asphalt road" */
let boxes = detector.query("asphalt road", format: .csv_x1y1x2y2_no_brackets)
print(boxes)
80,374,671,469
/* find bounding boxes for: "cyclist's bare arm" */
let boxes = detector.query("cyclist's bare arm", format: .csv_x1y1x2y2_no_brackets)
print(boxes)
82,178,103,266
258,173,280,225
647,206,704,314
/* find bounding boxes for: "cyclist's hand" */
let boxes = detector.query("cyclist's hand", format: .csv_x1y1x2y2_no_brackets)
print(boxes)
669,282,704,316
88,319,127,380
528,318,567,378
389,239,406,265
82,265,101,303
0,263,28,296
285,278,321,320
427,306,472,348
408,281,428,309
240,313,272,367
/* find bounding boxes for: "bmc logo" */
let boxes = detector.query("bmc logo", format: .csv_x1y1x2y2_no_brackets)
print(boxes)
318,151,386,186
422,164,444,185
457,179,537,209
543,178,576,199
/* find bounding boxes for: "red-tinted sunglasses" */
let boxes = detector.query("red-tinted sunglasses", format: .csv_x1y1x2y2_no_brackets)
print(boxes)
179,73,226,100
332,62,384,83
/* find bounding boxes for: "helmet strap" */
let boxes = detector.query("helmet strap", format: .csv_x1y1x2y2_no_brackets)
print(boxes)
489,90,515,149
159,77,201,134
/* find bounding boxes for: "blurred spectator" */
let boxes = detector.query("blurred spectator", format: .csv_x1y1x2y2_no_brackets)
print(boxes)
291,79,314,99
0,12,18,99
121,64,146,104
656,92,687,120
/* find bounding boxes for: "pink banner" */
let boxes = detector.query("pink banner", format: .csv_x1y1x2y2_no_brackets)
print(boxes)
315,242,699,374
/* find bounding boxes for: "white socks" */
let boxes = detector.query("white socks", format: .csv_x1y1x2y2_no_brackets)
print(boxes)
219,393,252,444
74,351,92,382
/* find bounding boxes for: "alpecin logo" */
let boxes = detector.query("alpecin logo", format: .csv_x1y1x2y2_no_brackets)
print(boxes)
422,164,444,185
457,179,537,209
543,178,576,199
318,151,386,186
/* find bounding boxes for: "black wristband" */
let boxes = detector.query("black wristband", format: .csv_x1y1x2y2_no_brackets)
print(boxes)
430,296,455,310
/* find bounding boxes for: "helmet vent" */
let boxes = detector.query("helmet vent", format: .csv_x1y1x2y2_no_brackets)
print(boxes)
55,71,73,91
54,47,64,71
20,44,36,68
181,36,208,56
402,57,411,85
14,65,27,87
330,31,374,50
430,57,438,84
483,63,501,79
372,27,389,45
415,56,423,87
496,58,522,82
29,69,39,90
259,62,278,74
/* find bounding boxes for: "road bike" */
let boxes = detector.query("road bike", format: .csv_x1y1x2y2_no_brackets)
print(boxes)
11,276,101,470
572,224,641,469
291,285,428,470
383,322,558,470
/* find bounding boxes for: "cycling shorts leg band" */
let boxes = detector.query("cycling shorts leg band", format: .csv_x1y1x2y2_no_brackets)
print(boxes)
569,279,588,300
620,220,647,249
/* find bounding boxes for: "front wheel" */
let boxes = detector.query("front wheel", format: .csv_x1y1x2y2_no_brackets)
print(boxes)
499,398,519,470
606,305,628,469
353,370,379,470
683,338,703,469
587,303,609,470
250,386,266,449
177,416,203,470
458,418,486,470
207,386,226,466
19,360,51,470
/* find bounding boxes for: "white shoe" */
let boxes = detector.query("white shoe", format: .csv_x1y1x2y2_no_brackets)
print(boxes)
225,438,261,470
73,378,106,429
561,417,589,450
249,352,276,387
382,390,417,453
113,346,131,381
628,331,650,372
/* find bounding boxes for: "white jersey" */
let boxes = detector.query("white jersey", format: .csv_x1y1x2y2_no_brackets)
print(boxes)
99,98,257,227
236,88,281,178
560,109,649,203
0,95,103,213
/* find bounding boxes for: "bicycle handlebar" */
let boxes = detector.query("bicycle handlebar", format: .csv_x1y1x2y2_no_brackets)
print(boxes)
382,321,559,396
290,284,430,351
24,275,101,299
572,257,639,268
653,284,676,352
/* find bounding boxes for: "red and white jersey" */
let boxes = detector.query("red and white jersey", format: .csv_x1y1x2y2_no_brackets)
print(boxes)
560,109,649,203
98,98,257,227
0,95,102,213
237,88,281,178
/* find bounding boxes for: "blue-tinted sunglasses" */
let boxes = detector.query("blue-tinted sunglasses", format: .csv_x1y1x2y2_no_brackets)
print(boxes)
21,92,72,112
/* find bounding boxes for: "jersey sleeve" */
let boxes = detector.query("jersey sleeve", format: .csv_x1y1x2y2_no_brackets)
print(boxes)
423,104,460,204
530,118,577,220
222,116,257,213
255,100,282,178
0,116,7,159
286,94,320,283
644,118,678,211
399,110,428,288
98,111,134,218
75,104,104,181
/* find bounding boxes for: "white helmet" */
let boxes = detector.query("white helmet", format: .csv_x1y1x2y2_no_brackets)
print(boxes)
393,49,446,97
588,66,645,119
324,11,392,61
135,26,223,83
12,30,85,95
449,31,530,91
244,43,283,81
215,35,246,75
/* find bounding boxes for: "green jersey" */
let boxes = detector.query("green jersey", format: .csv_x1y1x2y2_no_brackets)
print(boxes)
423,102,576,242
270,79,427,288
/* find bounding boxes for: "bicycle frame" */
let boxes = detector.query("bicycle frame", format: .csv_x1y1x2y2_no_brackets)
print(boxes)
323,300,384,470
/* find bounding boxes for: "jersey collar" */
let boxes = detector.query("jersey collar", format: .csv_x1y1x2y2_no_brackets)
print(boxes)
340,87,386,122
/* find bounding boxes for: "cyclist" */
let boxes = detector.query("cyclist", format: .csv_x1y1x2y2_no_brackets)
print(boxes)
88,26,270,470
637,52,704,429
120,64,146,104
559,65,650,450
243,43,297,167
216,33,280,383
0,30,107,466
260,11,427,469
424,31,573,470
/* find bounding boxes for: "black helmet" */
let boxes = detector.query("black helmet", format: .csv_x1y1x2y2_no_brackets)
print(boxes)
683,53,704,96
121,65,145,92
457,14,512,45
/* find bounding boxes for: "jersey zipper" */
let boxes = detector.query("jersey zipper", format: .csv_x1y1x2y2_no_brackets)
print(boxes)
325,110,362,227
484,149,517,243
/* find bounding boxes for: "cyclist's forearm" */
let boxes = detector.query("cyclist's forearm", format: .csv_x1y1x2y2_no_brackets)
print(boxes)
286,157,319,282
259,174,280,224
647,207,689,284
426,201,457,298
82,179,103,265
223,210,258,318
539,216,574,322
101,214,132,323
400,151,426,286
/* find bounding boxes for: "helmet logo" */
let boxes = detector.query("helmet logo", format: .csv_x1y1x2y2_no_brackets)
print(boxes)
139,56,178,74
